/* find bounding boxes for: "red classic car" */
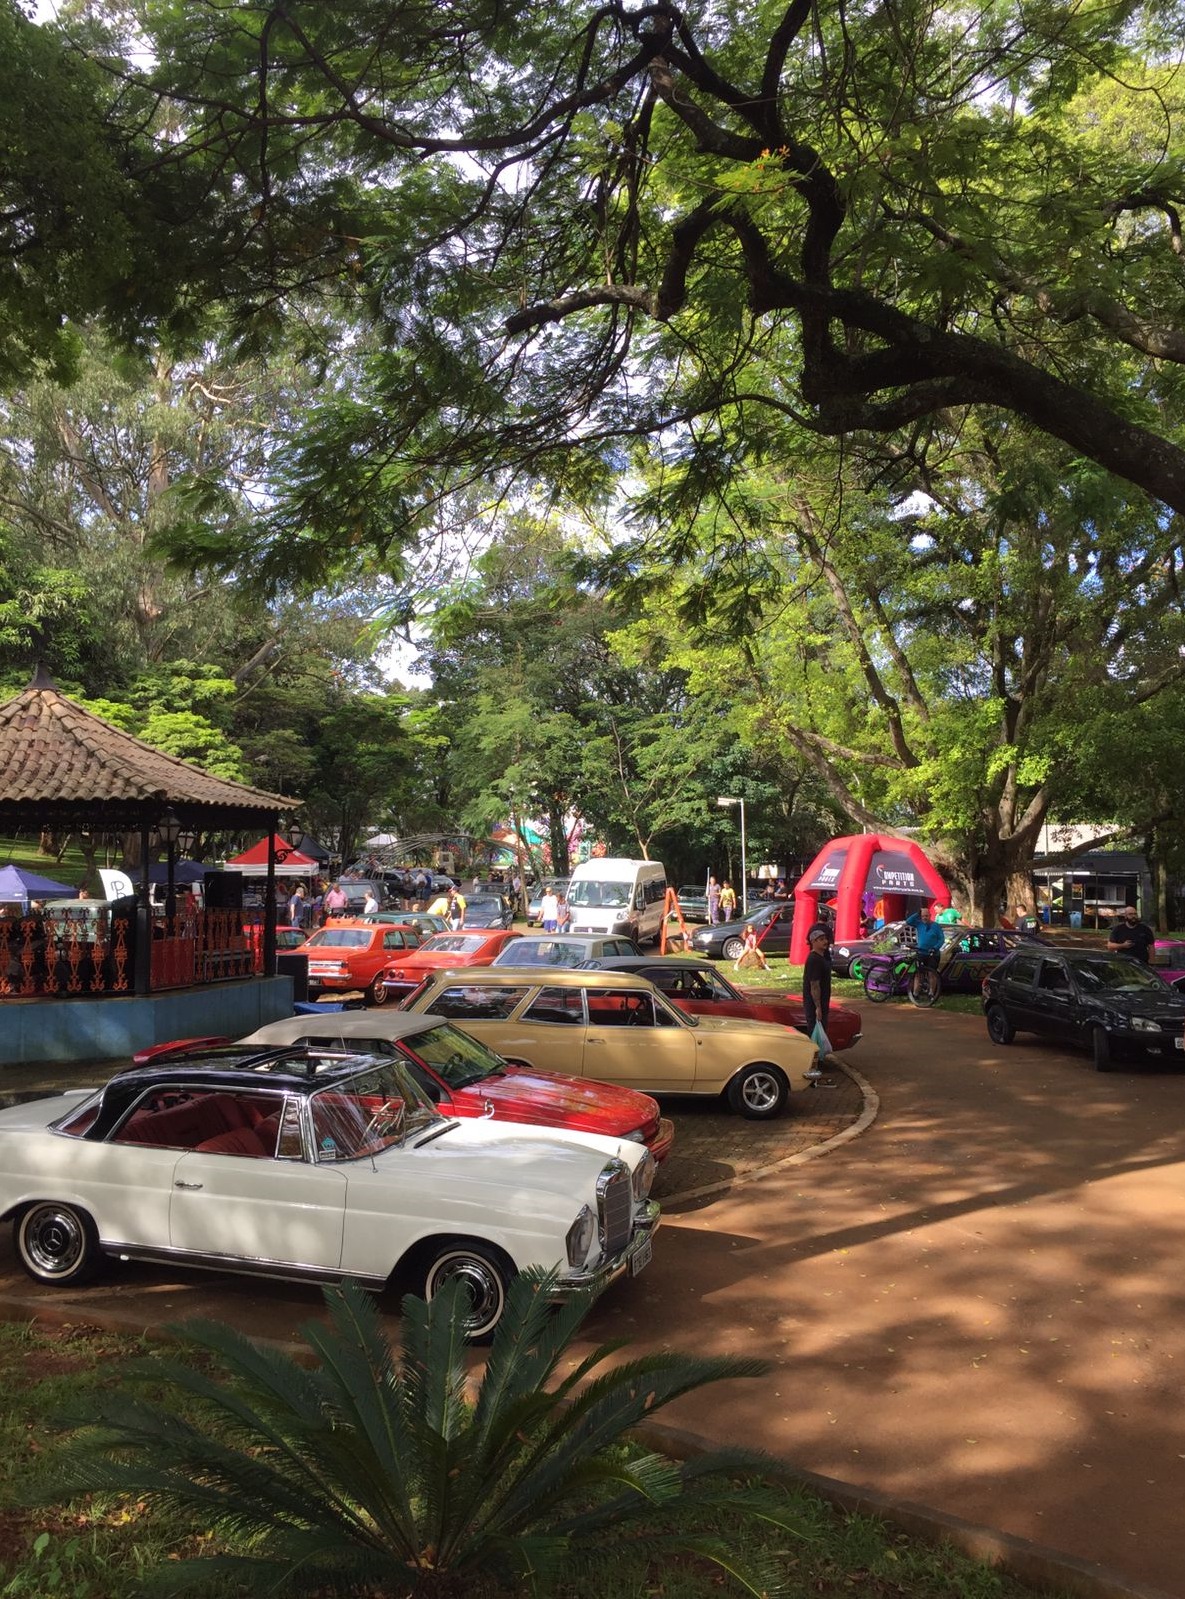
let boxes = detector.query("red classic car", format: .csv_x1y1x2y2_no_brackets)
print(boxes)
299,918,424,1004
590,955,863,1051
381,928,521,999
238,1012,675,1162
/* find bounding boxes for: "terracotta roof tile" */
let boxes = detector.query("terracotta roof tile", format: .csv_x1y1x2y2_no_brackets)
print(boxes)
0,677,295,817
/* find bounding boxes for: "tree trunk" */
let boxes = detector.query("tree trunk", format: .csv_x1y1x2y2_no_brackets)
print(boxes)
1004,868,1037,925
547,797,571,877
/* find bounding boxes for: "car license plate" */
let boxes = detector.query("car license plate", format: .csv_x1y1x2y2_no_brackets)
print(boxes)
1176,1037,1185,1051
630,1238,653,1277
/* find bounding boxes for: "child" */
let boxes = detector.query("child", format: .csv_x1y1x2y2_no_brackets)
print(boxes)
734,924,768,971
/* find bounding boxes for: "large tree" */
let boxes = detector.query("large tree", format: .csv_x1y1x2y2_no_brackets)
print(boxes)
615,418,1185,917
21,0,1183,568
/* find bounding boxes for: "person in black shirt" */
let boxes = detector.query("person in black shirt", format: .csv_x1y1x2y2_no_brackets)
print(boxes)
1107,906,1155,964
803,927,832,1038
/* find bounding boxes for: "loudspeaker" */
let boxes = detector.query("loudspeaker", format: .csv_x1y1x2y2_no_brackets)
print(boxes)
276,951,309,1004
204,871,243,911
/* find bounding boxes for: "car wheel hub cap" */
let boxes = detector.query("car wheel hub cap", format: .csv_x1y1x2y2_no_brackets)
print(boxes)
26,1209,83,1274
434,1260,500,1328
744,1074,778,1111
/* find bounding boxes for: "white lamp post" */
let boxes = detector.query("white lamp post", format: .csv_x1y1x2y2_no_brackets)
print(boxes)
716,796,747,915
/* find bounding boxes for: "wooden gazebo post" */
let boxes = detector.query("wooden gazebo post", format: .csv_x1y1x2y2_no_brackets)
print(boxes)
134,820,153,996
263,824,278,977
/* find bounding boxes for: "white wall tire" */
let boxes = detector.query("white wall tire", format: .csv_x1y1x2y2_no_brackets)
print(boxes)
15,1203,100,1286
423,1242,513,1342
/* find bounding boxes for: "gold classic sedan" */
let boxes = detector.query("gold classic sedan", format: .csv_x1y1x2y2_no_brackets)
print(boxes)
400,966,817,1119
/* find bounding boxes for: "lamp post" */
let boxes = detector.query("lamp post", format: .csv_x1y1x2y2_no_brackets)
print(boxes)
716,796,747,915
157,807,181,931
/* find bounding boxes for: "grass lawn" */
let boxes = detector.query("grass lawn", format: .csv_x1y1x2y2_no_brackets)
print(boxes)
0,1319,1056,1599
0,836,94,890
725,956,987,1015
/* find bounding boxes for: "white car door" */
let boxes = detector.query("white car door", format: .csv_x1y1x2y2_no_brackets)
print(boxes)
169,1096,348,1270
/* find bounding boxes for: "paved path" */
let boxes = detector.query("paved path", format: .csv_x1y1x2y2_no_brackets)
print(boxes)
3,1007,1185,1593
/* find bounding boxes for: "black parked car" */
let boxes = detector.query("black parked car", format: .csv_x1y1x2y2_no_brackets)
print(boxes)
690,900,795,960
462,893,515,930
982,947,1185,1070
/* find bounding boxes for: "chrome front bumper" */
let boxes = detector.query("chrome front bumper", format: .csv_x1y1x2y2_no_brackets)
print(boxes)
558,1200,661,1294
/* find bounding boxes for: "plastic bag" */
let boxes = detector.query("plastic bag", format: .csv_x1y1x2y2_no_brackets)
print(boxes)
810,1021,833,1059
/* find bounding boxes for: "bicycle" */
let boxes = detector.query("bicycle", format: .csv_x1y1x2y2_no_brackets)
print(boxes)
861,949,941,1007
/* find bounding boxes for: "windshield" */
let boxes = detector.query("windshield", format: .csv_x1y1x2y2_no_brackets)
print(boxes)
309,1060,439,1161
511,940,588,965
1071,959,1168,994
305,928,374,949
568,879,631,909
403,1023,506,1088
421,933,486,954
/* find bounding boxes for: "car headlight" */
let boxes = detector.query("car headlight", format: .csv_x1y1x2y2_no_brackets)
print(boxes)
632,1150,657,1202
566,1205,597,1266
1131,1016,1160,1033
836,946,850,957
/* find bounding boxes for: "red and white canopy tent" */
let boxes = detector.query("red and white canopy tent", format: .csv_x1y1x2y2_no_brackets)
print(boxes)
789,833,951,964
223,835,321,878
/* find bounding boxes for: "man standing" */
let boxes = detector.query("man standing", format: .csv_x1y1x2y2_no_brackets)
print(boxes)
540,885,560,932
803,926,833,1061
1107,905,1155,964
905,902,945,999
707,876,721,924
287,884,307,927
362,886,380,916
322,881,349,920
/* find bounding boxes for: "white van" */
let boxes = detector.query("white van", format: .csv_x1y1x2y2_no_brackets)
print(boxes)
566,858,668,945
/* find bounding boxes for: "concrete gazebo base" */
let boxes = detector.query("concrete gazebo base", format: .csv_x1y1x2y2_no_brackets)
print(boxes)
0,977,294,1067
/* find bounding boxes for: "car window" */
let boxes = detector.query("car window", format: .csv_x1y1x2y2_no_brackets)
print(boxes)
645,968,685,994
403,1023,507,1088
521,986,585,1025
587,989,660,1028
429,983,530,1020
1070,958,1166,993
424,934,486,954
1005,953,1039,986
1037,960,1071,993
383,931,406,950
305,929,372,949
605,939,637,955
275,1097,304,1159
111,1088,281,1155
308,1062,436,1161
513,940,586,965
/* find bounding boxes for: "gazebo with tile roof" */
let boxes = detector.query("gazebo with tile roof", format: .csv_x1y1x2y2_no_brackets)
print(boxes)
0,669,298,992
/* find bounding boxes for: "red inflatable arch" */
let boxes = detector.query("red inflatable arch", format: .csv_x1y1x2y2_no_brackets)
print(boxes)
789,835,951,964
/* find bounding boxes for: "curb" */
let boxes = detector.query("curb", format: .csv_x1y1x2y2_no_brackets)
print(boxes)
636,1417,1179,1599
661,1058,880,1209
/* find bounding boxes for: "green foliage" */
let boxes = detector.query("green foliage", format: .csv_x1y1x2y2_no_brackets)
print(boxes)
43,1275,796,1597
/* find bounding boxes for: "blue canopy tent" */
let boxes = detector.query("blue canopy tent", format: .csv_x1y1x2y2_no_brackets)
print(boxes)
0,864,78,905
144,861,208,886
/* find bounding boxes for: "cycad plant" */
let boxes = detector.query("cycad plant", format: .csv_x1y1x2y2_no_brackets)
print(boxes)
43,1272,802,1596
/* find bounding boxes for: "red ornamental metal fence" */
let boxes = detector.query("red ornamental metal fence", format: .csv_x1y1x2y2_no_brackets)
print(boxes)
0,908,260,998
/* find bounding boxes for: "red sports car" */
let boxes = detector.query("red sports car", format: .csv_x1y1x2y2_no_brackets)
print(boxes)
237,1012,675,1162
381,928,521,998
591,955,862,1051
